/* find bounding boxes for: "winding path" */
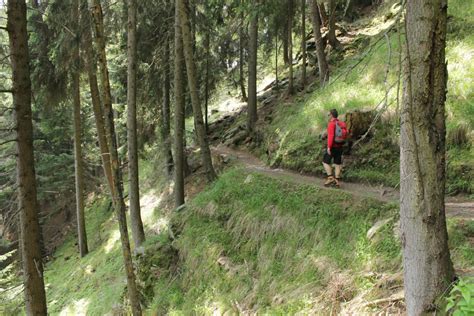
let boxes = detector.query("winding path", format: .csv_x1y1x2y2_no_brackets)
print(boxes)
213,145,474,219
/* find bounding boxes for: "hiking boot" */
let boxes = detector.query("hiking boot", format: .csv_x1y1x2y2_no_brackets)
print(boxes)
324,176,335,187
334,178,341,188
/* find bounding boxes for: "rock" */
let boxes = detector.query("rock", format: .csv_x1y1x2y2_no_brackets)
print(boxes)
244,175,253,184
262,95,277,107
367,218,392,240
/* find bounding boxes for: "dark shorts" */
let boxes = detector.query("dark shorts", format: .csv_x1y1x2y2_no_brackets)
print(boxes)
323,147,343,165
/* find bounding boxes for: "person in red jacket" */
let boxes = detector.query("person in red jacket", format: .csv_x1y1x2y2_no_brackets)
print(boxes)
323,109,344,187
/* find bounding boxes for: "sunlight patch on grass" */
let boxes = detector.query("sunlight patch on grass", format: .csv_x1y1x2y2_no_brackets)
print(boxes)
104,228,120,254
140,189,162,224
59,298,90,316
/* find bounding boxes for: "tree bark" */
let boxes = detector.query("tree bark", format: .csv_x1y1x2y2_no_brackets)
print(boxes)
177,0,217,182
162,36,174,177
239,6,247,102
310,0,329,85
82,3,114,196
90,1,142,314
204,31,210,133
174,0,185,207
400,0,454,314
126,0,145,248
247,8,258,133
275,31,278,85
72,0,88,257
7,0,48,314
282,19,290,65
287,0,294,95
301,0,307,89
327,0,342,49
318,1,328,26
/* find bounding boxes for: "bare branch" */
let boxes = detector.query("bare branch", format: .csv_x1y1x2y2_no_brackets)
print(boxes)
0,89,13,93
0,26,8,31
0,138,17,146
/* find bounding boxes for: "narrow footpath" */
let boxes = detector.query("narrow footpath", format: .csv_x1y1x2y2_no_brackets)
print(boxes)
213,145,474,219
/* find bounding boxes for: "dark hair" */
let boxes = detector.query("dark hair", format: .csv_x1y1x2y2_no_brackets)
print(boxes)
330,109,338,118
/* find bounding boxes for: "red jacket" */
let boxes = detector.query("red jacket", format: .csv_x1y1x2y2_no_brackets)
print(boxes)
327,118,343,149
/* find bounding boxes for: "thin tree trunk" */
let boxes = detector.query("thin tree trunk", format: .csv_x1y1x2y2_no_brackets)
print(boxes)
177,0,217,182
174,0,185,207
301,0,306,89
204,31,210,133
275,31,278,85
282,19,289,65
400,0,454,314
319,1,328,26
162,36,174,177
327,0,342,49
288,0,294,95
247,8,258,133
310,0,329,85
239,7,247,102
90,1,142,314
7,1,47,314
82,5,114,196
72,0,88,257
126,0,145,248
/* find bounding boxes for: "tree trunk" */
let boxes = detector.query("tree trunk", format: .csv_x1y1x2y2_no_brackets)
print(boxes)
72,0,88,257
287,0,294,95
177,0,217,182
204,31,210,133
310,0,329,85
319,1,328,26
400,0,454,314
247,8,258,133
301,0,307,89
239,7,247,102
126,0,145,248
162,36,174,177
90,1,142,314
327,0,342,49
282,19,290,65
174,0,185,207
275,31,278,85
7,1,48,314
82,11,114,196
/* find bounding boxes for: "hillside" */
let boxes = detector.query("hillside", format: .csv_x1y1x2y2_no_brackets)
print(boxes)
1,0,473,315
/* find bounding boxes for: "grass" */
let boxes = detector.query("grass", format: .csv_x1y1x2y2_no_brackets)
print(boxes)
143,167,473,314
43,197,128,315
146,168,402,314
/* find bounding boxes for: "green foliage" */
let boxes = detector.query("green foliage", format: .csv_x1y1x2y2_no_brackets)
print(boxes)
446,278,474,315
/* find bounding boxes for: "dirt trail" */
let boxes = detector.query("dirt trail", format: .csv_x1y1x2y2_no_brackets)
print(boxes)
213,145,474,219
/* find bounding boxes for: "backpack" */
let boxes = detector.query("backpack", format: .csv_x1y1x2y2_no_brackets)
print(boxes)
334,120,348,144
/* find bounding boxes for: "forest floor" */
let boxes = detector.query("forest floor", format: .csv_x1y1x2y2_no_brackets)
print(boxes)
212,144,474,220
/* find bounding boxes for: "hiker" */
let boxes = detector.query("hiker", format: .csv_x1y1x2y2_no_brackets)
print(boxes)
323,109,347,187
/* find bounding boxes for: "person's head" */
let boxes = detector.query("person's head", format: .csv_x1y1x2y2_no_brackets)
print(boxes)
329,109,338,119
